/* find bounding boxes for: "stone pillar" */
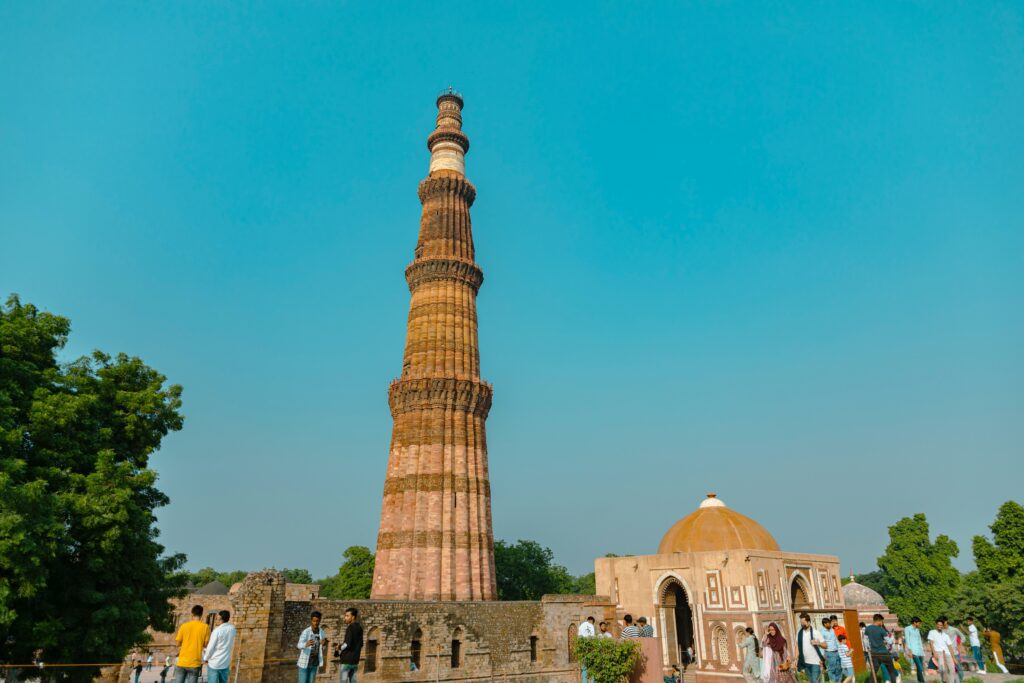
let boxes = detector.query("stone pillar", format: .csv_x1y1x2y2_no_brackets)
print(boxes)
232,570,287,683
372,89,497,602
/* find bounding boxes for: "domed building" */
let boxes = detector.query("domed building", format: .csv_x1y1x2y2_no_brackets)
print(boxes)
595,494,845,683
842,578,897,628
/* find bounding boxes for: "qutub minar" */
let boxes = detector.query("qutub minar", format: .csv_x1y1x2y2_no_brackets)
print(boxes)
126,91,866,683
372,89,498,601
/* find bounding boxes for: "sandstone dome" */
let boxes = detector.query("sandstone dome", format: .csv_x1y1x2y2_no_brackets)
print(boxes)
842,580,887,608
658,493,781,554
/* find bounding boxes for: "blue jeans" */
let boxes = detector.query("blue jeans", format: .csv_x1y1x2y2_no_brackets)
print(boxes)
804,663,822,683
912,654,926,683
208,668,229,683
972,646,984,672
581,666,594,683
825,652,842,682
339,664,357,683
174,667,201,683
297,666,318,683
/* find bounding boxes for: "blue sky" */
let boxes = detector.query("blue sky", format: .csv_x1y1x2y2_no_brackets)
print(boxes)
2,2,1021,580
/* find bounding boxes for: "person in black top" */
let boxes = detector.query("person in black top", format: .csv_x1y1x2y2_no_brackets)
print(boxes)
863,614,899,683
334,608,363,683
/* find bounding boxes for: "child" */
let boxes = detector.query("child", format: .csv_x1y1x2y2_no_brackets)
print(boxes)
838,634,855,683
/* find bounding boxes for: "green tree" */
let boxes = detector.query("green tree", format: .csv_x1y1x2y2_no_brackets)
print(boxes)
572,572,596,595
319,546,375,599
847,570,887,595
951,501,1024,654
493,540,599,600
281,568,314,584
973,501,1024,582
0,295,186,679
494,540,562,600
875,513,960,624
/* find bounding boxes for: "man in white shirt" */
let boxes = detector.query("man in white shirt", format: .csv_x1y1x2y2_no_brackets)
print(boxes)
797,613,827,683
202,610,237,683
965,617,984,674
598,621,613,638
578,617,597,683
928,618,957,683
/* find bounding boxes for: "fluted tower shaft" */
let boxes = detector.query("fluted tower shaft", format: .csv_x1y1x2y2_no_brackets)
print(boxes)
371,92,497,601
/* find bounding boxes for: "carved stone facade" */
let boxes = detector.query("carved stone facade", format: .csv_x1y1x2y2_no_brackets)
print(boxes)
596,494,846,683
372,91,497,602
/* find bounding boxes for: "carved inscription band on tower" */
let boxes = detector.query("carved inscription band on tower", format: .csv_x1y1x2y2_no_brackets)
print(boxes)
371,92,497,601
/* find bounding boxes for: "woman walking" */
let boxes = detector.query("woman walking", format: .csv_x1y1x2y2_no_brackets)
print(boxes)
742,627,762,683
761,623,794,683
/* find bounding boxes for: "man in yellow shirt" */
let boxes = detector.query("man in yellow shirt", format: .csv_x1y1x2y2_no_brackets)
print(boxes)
174,605,211,683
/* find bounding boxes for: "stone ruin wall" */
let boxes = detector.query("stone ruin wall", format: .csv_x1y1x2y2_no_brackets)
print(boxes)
111,571,614,683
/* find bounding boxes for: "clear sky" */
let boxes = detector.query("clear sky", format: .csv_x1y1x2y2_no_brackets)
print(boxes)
2,2,1022,580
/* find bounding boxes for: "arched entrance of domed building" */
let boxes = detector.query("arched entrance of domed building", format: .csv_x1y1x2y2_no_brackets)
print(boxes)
659,578,696,669
790,573,814,637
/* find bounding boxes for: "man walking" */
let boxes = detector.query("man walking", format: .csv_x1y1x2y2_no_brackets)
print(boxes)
620,615,641,639
820,618,842,683
864,614,899,683
797,613,826,683
296,611,328,683
173,606,211,683
335,608,363,683
203,611,236,683
904,617,926,683
928,617,957,683
147,653,154,671
965,618,984,675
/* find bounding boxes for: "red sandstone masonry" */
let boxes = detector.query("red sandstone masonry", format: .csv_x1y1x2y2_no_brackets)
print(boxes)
372,93,496,602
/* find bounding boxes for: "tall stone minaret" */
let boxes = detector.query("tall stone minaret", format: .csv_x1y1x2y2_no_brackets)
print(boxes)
371,90,497,601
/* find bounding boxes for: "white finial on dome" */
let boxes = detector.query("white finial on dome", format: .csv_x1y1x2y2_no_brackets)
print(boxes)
699,492,726,509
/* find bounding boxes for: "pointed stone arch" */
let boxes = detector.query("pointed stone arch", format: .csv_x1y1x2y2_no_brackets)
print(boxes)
656,574,696,669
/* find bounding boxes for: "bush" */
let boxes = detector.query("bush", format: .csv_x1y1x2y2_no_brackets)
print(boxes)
575,637,642,683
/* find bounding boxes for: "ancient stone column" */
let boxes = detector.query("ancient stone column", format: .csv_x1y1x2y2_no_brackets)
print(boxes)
371,90,497,601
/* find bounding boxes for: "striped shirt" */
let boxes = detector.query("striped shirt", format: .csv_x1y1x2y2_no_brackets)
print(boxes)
640,625,654,638
839,643,853,669
621,625,642,639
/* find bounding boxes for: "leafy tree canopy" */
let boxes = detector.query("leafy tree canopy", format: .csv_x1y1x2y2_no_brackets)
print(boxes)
951,501,1024,654
875,513,960,625
973,500,1024,583
318,546,375,599
493,540,595,600
0,295,186,679
280,568,314,584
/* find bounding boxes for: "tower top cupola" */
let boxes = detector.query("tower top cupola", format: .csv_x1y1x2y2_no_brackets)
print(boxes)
428,87,470,176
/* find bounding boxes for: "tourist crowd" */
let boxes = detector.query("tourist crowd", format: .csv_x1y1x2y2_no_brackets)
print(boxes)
578,612,1012,683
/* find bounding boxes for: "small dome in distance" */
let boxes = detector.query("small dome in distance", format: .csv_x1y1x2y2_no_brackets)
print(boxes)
842,579,887,608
